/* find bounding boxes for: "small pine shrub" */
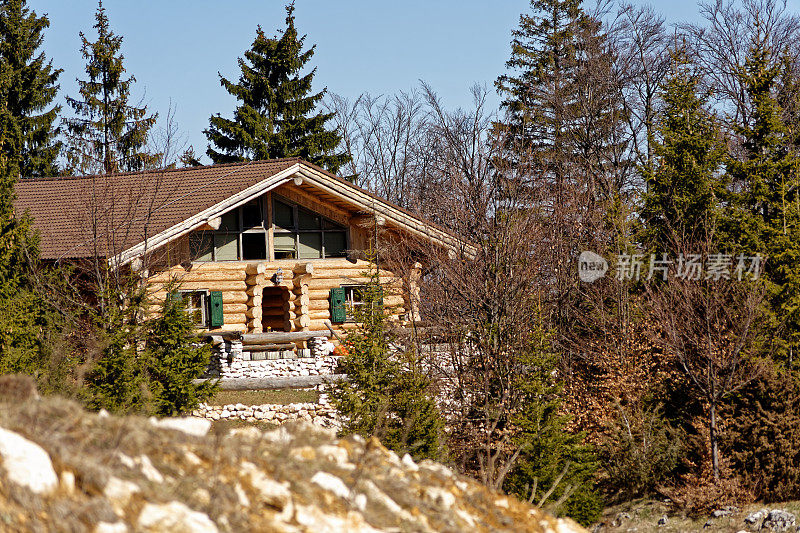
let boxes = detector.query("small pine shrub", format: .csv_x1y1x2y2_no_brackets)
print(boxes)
83,295,150,413
144,291,217,416
331,261,444,461
599,401,683,500
84,281,217,416
503,324,603,527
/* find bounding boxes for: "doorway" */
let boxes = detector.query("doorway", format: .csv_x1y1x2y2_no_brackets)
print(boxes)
261,287,290,332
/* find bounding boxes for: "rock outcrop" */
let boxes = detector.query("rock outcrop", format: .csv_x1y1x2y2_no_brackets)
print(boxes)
0,397,584,532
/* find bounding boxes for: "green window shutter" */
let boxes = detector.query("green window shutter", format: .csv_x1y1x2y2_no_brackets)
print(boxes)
210,291,224,327
330,287,346,323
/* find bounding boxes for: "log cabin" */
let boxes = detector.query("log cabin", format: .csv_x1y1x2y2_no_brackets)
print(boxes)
14,158,466,361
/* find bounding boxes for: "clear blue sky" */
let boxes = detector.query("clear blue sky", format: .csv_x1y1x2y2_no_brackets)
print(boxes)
30,0,774,164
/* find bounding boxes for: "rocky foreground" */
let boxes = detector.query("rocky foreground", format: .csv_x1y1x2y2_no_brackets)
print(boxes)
0,396,584,532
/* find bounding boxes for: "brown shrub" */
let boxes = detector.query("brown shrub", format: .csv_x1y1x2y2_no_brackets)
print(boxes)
720,365,800,501
0,373,39,402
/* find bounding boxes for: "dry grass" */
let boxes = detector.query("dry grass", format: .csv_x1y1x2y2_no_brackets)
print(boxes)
208,388,318,406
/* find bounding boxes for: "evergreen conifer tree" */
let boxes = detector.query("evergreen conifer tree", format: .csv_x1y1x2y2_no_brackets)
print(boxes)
0,150,57,378
144,291,216,416
502,313,603,526
495,0,628,246
495,0,621,185
64,0,158,175
496,0,582,166
0,0,62,178
83,276,149,413
721,39,800,363
205,5,349,173
640,50,726,253
331,262,443,461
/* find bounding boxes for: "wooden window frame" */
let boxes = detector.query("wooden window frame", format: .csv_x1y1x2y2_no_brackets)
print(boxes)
342,284,365,322
191,198,269,261
271,195,349,260
177,289,210,327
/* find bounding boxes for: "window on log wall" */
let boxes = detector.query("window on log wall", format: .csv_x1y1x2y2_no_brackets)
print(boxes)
189,195,348,261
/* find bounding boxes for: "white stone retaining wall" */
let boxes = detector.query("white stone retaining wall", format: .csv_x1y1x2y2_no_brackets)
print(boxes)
192,395,340,430
219,355,340,380
213,339,341,380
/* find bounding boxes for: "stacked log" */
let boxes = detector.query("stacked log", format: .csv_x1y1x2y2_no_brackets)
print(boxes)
299,261,408,332
291,263,313,331
147,264,258,332
145,258,409,336
244,263,266,334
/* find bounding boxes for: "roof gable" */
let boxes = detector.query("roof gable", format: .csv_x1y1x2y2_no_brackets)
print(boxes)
14,159,466,263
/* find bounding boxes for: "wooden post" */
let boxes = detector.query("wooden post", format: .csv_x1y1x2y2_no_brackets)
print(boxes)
291,263,313,332
245,263,266,334
408,261,422,323
266,191,275,261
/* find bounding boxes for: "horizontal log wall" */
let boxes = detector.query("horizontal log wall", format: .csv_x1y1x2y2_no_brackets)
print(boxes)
146,258,409,336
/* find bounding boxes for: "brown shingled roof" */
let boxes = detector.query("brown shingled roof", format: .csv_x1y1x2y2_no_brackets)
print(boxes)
15,158,472,263
14,158,299,260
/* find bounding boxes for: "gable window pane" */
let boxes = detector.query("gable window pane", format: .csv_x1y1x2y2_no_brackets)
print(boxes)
242,233,267,260
274,234,296,259
298,232,322,259
324,232,347,257
215,233,238,260
323,219,345,230
242,200,262,229
298,209,320,230
191,232,213,261
274,200,294,229
219,211,239,231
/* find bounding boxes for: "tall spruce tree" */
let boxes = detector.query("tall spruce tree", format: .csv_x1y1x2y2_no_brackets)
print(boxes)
64,0,158,175
0,149,56,378
205,5,349,173
496,0,583,175
495,0,628,234
0,0,62,178
640,50,726,253
721,39,800,363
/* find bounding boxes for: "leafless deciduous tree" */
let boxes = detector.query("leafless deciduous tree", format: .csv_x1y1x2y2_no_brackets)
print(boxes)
611,3,672,173
648,274,767,482
384,84,595,491
325,90,428,208
147,100,190,169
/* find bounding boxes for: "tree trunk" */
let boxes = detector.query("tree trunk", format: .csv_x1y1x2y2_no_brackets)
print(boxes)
710,401,719,482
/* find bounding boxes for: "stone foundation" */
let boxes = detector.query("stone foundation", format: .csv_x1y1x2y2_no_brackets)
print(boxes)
211,338,340,380
191,394,340,430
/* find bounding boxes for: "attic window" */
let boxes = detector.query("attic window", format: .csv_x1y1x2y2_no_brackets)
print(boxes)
189,195,348,261
272,198,348,260
190,198,268,261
